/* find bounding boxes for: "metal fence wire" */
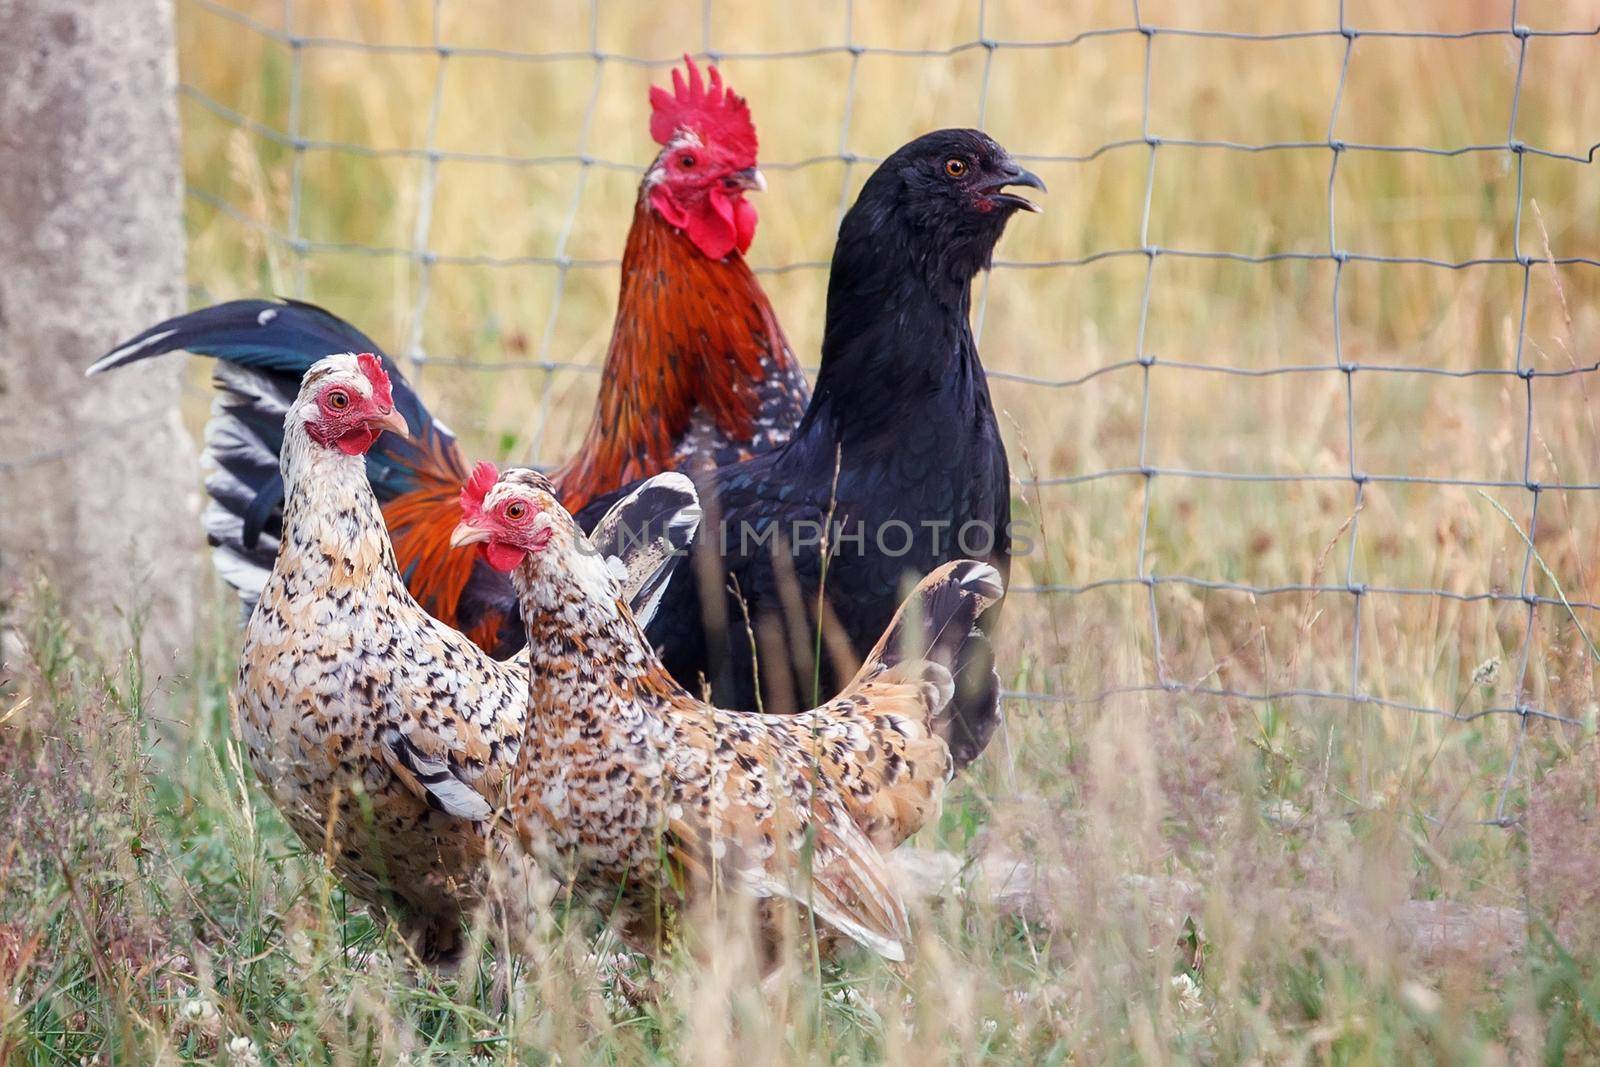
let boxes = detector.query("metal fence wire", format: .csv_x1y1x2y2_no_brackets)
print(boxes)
177,0,1600,826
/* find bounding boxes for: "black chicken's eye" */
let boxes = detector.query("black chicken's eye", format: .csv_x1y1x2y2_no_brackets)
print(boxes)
944,157,968,178
327,390,350,410
679,153,697,168
505,501,527,521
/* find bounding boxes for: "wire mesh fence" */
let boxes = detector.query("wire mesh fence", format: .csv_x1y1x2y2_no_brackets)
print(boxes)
173,0,1600,825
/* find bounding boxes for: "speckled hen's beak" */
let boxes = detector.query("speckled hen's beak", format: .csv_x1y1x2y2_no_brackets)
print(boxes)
450,522,491,549
374,406,410,439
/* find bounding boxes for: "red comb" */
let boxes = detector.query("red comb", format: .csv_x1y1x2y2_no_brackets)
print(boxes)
460,460,499,522
356,353,393,410
649,54,757,166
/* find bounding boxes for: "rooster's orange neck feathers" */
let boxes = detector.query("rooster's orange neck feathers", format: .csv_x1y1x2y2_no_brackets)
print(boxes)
549,200,794,515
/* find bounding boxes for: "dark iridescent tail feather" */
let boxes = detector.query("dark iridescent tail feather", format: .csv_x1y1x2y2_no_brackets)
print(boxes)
854,560,1005,771
89,298,464,614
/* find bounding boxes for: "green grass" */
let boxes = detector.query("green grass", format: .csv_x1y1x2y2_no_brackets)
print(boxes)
4,578,1599,1063
5,0,1600,1061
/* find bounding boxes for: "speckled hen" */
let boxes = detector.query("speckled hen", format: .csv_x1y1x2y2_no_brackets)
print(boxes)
451,464,1004,965
236,353,699,966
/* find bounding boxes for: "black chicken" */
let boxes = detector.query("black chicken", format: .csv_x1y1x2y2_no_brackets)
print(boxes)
643,128,1042,769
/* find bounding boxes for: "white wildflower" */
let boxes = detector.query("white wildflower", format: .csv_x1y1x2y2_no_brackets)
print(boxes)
1471,657,1501,687
176,995,221,1036
1171,973,1203,1015
828,984,862,1007
1401,980,1441,1014
226,1035,262,1065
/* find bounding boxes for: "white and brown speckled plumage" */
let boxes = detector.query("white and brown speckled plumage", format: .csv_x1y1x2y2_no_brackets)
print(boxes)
467,469,1003,964
237,355,697,965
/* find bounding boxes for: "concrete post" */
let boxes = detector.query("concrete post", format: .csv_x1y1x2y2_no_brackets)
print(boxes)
0,0,200,662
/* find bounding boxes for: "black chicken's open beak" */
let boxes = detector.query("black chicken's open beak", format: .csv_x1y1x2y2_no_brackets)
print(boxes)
981,161,1046,214
450,521,491,549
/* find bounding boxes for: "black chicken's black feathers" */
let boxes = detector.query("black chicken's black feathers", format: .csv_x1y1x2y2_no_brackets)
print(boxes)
637,129,1038,769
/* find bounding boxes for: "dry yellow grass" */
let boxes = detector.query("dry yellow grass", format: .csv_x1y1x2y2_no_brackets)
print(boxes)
177,0,1600,806
4,0,1600,1061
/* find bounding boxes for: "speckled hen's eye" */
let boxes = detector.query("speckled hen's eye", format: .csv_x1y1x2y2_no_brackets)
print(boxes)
679,153,696,168
326,390,350,410
944,158,968,178
504,501,528,521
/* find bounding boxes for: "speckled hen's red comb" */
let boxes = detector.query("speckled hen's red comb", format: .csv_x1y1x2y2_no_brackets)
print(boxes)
356,352,393,409
460,460,499,522
649,54,757,166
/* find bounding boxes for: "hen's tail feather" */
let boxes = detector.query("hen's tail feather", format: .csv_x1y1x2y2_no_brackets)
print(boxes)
851,560,1005,772
90,299,473,619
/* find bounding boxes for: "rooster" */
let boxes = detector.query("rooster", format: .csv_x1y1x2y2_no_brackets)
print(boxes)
237,352,699,966
88,57,806,656
451,464,1003,964
640,129,1042,767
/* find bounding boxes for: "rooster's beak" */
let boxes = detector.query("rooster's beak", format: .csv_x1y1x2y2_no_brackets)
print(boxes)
374,407,410,440
450,522,491,549
727,166,767,193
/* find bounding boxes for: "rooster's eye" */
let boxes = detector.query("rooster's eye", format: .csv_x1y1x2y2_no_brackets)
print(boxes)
327,390,350,410
944,158,968,179
679,153,696,169
504,501,528,521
